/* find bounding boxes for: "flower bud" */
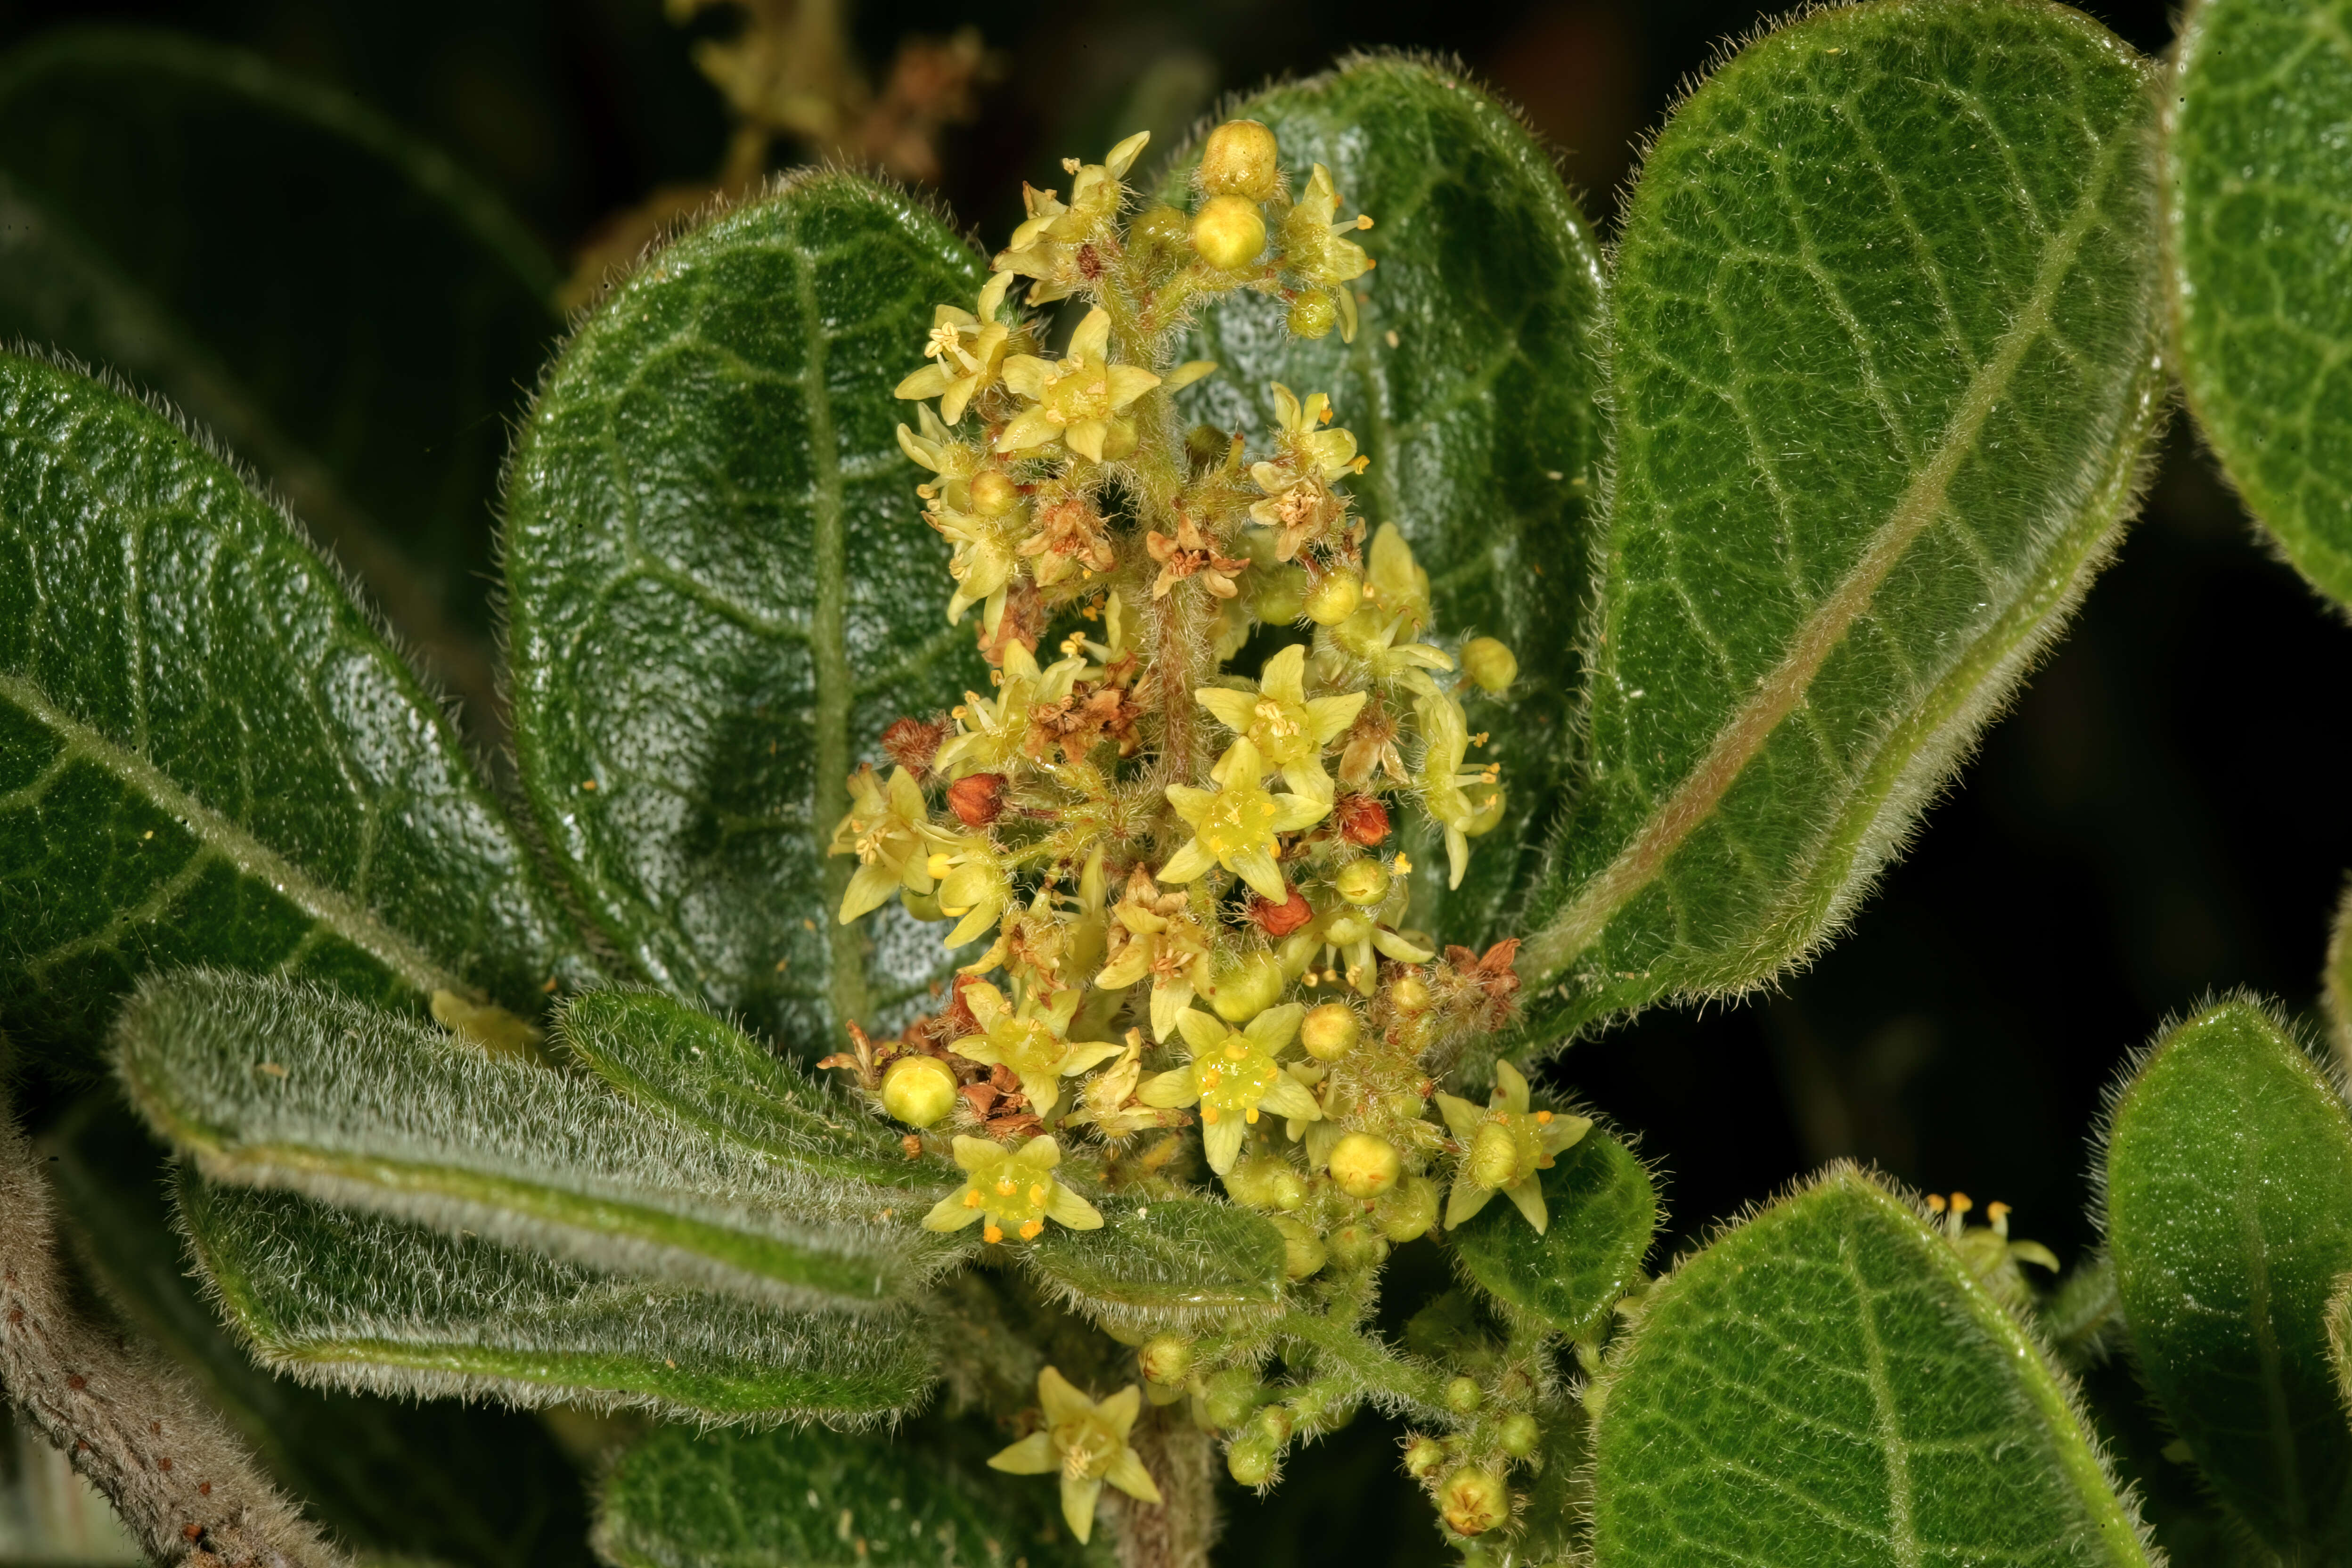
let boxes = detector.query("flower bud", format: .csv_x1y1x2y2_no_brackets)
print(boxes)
968,469,1019,516
1209,947,1287,1022
1254,563,1310,623
1223,1153,1305,1210
947,771,1004,827
1300,1003,1359,1062
1288,290,1338,339
1199,119,1281,202
1466,783,1507,836
1438,1466,1508,1536
1329,1132,1401,1199
1461,636,1518,693
1191,195,1267,272
880,1054,958,1128
1329,1220,1388,1271
1140,1334,1193,1386
1203,1367,1259,1429
1389,971,1432,1014
1445,1376,1483,1415
1470,1123,1520,1189
1496,1412,1540,1459
1402,1435,1446,1480
1131,202,1191,255
1335,793,1390,847
1254,1405,1294,1446
1226,1435,1277,1486
1185,423,1232,470
1376,1174,1440,1242
1272,1216,1327,1279
1333,856,1390,905
1305,570,1363,625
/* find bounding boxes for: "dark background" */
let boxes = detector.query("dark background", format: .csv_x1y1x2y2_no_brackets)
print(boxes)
1,0,2344,1562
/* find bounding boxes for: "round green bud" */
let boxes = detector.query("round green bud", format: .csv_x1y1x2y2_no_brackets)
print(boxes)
1469,1122,1520,1190
1402,1434,1446,1480
1203,1368,1259,1429
1300,1003,1360,1062
1255,564,1310,624
1287,290,1338,339
1269,1167,1307,1210
1322,909,1372,947
1191,195,1267,272
1333,857,1390,906
1328,1221,1389,1271
1140,1334,1193,1386
1305,570,1363,626
1209,948,1287,1022
1389,972,1432,1014
1438,1466,1508,1537
1254,1405,1294,1446
1273,1216,1327,1280
1329,1132,1401,1199
879,1054,958,1127
1460,636,1518,693
1496,1412,1540,1459
968,469,1018,517
1226,1435,1278,1486
1100,416,1140,462
1221,1153,1290,1209
1445,1376,1483,1415
900,890,946,922
1376,1175,1441,1243
1199,119,1282,202
1131,202,1191,254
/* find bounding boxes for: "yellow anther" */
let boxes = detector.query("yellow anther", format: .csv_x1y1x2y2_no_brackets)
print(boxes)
1246,1107,1260,1123
927,852,955,880
964,1190,983,1208
997,1177,1019,1196
1950,1192,1973,1217
1392,853,1412,874
1201,1106,1220,1124
1535,1111,1553,1124
1020,1219,1044,1240
1926,1193,1947,1214
984,1223,1004,1243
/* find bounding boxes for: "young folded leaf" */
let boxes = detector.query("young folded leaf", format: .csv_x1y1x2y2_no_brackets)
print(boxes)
557,988,927,1184
2100,996,2352,1559
1448,1123,1655,1340
505,172,994,1054
115,970,956,1311
1512,0,2168,1057
180,1179,935,1425
1590,1167,2151,1568
1024,1196,1290,1336
0,352,590,1067
1167,55,1608,948
2166,0,2352,610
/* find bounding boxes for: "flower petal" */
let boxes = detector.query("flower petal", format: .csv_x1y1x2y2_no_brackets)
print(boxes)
1104,365,1162,409
1066,419,1108,463
1503,1176,1549,1233
1138,1068,1199,1109
1173,1008,1229,1056
1163,784,1216,820
987,1431,1058,1475
1229,847,1288,903
838,861,899,924
1161,359,1217,392
1106,1446,1164,1504
1243,1002,1304,1052
1446,1176,1497,1229
1203,1113,1246,1175
995,405,1062,454
1260,644,1308,703
1038,1365,1091,1422
923,1191,987,1231
1270,794,1331,833
1193,688,1258,732
1157,837,1216,883
1046,1183,1104,1230
1434,1094,1482,1145
1259,1072,1321,1123
1069,308,1113,363
1494,1062,1531,1115
1061,1475,1104,1545
895,364,952,400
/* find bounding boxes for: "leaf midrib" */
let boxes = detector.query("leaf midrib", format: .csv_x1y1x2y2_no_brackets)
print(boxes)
1523,116,2133,983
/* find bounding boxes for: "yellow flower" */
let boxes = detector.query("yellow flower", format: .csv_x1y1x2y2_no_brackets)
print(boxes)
995,131,1152,303
924,1136,1104,1244
1139,1004,1321,1174
1159,738,1329,902
987,1367,1163,1544
997,308,1162,462
934,640,1088,779
1297,900,1433,999
894,403,988,509
1415,692,1501,890
1246,384,1367,561
827,765,940,923
1434,1062,1590,1233
1328,525,1453,695
1062,1030,1176,1139
895,273,1020,423
1195,644,1365,802
1095,868,1215,1041
929,500,1025,627
950,980,1123,1119
1279,163,1374,340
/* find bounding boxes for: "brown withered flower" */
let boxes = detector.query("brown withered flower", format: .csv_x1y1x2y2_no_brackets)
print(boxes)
1145,512,1248,599
1334,792,1391,846
1338,703,1408,788
881,715,949,775
978,578,1046,665
1442,938,1523,1032
948,772,1006,826
1027,681,1144,762
1019,493,1116,584
1247,885,1315,938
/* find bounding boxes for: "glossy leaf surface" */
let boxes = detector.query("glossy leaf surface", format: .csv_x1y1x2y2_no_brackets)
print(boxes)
180,1179,935,1424
2167,0,2352,608
1026,1195,1289,1332
0,27,559,715
506,172,990,1055
2102,997,2352,1557
1590,1168,2148,1568
116,969,955,1310
1449,1125,1655,1338
1164,55,1609,947
0,352,586,1065
1515,0,2166,1048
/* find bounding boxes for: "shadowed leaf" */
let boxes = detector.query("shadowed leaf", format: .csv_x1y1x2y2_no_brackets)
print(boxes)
1449,1124,1654,1339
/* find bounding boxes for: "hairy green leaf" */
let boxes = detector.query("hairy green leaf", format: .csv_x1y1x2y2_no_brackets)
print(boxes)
2101,996,2352,1558
506,172,991,1055
0,26,560,716
1165,55,1607,946
557,988,929,1185
1449,1124,1654,1339
1025,1195,1289,1333
180,1178,934,1425
115,969,956,1310
0,352,588,1066
1514,0,2167,1050
1590,1167,2150,1568
2328,880,2351,1063
46,1100,596,1566
2166,0,2352,609
594,1421,1094,1568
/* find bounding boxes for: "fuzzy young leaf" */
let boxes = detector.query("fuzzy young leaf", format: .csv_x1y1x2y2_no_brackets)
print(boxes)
2166,0,2352,609
1590,1167,2150,1568
180,1179,935,1424
2101,996,2352,1558
46,1101,596,1567
1025,1195,1289,1334
1449,1124,1654,1339
0,352,588,1066
2328,880,2351,1064
1514,0,2167,1050
594,1421,1094,1568
506,172,991,1054
1166,55,1607,946
0,27,559,714
557,988,929,1185
115,969,956,1310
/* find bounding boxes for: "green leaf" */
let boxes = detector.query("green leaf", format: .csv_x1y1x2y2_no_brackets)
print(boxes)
0,351,588,1065
2165,0,2352,609
1513,0,2167,1049
115,968,956,1310
45,1099,597,1568
2328,879,2351,1063
1589,1167,2151,1568
0,27,561,717
594,1421,1095,1568
1163,55,1608,946
1024,1195,1289,1333
2100,996,2352,1558
1448,1124,1655,1339
505,172,991,1054
557,988,931,1185
180,1178,935,1425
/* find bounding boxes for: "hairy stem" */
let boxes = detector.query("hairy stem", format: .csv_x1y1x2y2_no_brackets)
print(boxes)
1116,1408,1217,1568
